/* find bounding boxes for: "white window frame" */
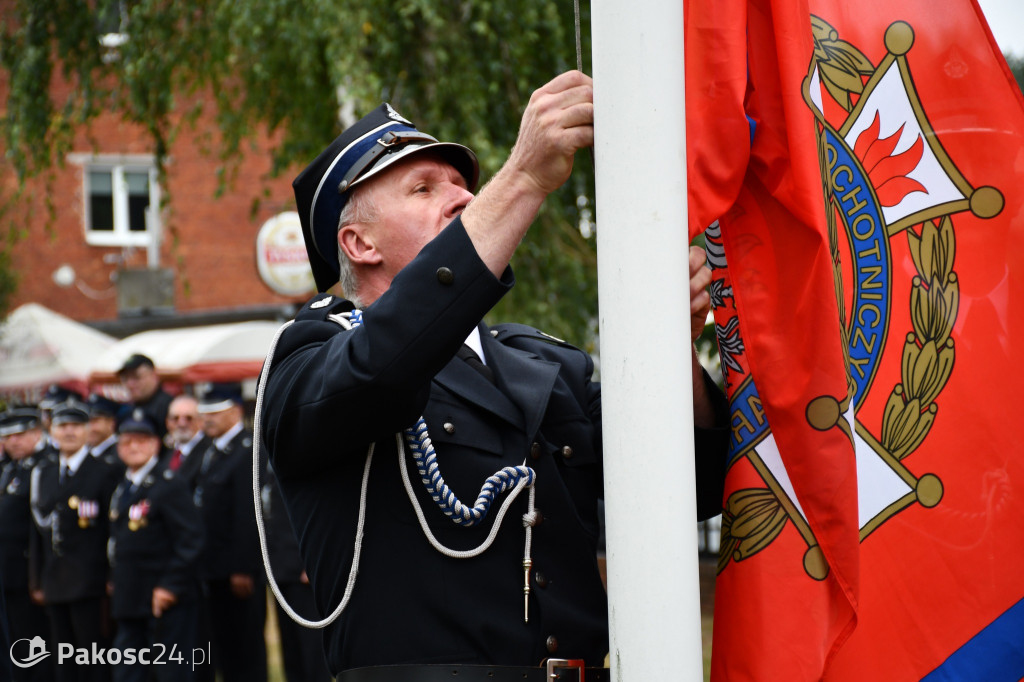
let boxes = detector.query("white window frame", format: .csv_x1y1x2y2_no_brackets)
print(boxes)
69,154,162,249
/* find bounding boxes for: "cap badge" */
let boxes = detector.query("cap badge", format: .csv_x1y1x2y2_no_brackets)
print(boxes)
385,104,412,125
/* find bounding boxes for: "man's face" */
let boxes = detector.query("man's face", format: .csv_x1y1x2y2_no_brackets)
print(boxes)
167,398,200,444
358,154,473,283
2,429,42,459
53,422,88,456
202,406,240,439
120,365,160,402
87,416,116,447
117,432,160,471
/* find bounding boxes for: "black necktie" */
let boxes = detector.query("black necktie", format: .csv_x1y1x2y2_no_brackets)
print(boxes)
457,344,496,384
118,480,135,516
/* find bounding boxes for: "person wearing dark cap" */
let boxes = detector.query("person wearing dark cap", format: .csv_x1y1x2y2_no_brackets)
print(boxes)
0,407,57,682
86,394,122,462
117,355,174,440
258,71,728,679
108,409,204,682
39,386,83,451
30,401,124,682
193,386,267,682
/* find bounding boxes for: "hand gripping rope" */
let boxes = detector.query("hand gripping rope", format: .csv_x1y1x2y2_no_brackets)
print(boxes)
252,309,539,629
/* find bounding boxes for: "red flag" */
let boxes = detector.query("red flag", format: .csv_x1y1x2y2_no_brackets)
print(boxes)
687,0,1024,678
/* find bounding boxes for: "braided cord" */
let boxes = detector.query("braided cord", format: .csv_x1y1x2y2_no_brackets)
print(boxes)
343,310,536,528
405,420,535,526
254,307,539,628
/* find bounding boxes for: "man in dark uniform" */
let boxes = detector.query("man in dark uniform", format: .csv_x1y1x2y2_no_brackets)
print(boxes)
162,395,208,491
39,386,83,451
193,386,267,682
117,355,173,440
108,410,204,682
259,71,728,679
86,395,121,460
30,401,123,682
0,407,57,682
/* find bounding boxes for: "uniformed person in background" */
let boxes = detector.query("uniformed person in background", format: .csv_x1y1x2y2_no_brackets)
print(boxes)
86,395,121,460
0,407,56,682
38,386,83,451
262,465,331,682
30,401,123,682
193,386,267,682
108,410,204,682
162,395,208,491
117,355,173,440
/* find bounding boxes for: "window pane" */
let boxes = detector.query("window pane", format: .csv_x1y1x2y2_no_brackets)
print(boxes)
126,171,150,232
89,171,114,232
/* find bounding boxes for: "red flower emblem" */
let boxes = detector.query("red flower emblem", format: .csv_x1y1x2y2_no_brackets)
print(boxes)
854,112,928,207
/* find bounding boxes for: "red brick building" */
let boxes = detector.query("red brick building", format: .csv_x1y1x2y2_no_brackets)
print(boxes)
3,79,315,338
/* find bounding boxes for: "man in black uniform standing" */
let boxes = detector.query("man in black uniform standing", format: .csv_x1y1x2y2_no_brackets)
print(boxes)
85,395,121,461
0,407,56,682
162,395,208,491
193,387,266,682
108,410,204,682
259,71,728,679
117,355,173,440
30,401,123,682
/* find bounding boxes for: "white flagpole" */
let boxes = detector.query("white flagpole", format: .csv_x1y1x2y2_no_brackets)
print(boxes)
591,0,704,679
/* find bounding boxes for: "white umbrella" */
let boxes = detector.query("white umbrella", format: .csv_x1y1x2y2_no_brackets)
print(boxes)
90,320,282,385
0,303,117,393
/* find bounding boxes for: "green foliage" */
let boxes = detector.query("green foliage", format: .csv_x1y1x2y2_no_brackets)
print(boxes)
0,0,598,343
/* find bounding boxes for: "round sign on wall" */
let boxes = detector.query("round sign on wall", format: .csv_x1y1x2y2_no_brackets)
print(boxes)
255,212,316,297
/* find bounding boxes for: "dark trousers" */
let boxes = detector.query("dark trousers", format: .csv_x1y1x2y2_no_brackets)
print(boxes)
112,598,200,682
47,598,112,682
204,580,267,682
274,582,331,682
6,589,56,682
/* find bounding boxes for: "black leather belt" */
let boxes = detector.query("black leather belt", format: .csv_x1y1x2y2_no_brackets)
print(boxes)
337,662,610,681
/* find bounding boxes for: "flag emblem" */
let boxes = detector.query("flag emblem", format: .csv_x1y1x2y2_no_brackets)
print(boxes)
713,18,1004,579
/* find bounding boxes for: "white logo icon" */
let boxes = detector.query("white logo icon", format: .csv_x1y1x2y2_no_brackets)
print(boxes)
10,636,50,668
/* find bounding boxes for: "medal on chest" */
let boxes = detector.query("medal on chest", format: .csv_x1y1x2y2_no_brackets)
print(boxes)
127,500,151,531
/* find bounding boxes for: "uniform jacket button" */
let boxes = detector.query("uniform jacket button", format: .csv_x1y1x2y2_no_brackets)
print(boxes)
534,571,549,588
561,445,573,458
546,635,559,654
443,422,455,434
530,442,542,460
436,267,455,285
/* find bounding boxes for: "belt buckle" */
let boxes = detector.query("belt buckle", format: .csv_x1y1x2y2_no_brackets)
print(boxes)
546,658,585,681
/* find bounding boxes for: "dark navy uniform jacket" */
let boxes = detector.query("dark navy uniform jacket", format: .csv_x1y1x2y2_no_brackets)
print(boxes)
30,450,123,603
0,450,52,591
108,461,204,620
193,428,263,582
260,218,727,673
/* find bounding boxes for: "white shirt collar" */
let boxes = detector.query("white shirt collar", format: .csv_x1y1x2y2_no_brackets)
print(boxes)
179,430,205,456
91,434,118,457
464,327,486,365
126,455,159,487
214,421,244,451
61,446,90,475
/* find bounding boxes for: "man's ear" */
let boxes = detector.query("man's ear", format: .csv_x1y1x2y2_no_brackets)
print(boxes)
338,225,382,266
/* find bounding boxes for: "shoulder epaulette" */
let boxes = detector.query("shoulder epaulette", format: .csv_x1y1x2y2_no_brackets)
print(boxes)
295,294,354,322
490,323,569,347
